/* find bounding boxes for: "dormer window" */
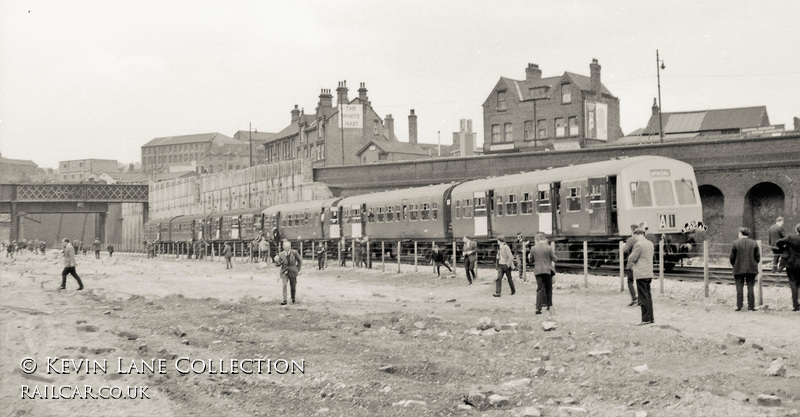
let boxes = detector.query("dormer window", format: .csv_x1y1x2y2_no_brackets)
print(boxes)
561,84,572,104
497,90,507,111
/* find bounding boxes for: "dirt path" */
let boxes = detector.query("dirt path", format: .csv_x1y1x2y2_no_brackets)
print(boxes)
2,251,798,416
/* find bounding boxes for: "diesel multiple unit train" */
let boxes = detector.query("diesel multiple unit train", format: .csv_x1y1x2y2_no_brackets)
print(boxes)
144,155,704,268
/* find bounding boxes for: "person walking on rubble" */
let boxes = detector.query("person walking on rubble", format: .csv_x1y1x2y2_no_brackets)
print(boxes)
60,239,84,291
275,240,302,305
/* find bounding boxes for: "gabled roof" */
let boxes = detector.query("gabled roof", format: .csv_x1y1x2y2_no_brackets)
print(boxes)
272,115,317,142
143,133,234,147
0,156,38,167
232,131,279,143
642,106,769,135
485,70,613,106
355,140,432,157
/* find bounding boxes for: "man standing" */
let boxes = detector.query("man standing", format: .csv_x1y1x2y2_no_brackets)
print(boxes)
463,236,477,285
431,244,453,277
513,232,527,282
338,236,347,267
60,239,84,291
776,223,800,311
258,237,269,262
628,228,654,325
107,243,114,258
493,236,516,297
622,224,639,306
769,216,786,273
529,233,558,314
730,227,760,311
92,238,102,259
275,241,302,305
315,242,326,270
222,243,233,269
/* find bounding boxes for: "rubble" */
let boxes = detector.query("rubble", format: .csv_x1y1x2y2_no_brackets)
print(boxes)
542,321,557,331
765,357,786,377
756,394,781,407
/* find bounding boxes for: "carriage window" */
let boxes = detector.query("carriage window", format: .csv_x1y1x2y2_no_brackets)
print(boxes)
330,209,339,224
410,204,419,221
304,212,309,225
506,194,518,216
432,202,438,220
464,199,473,219
421,203,430,220
396,206,401,222
474,198,486,217
537,190,550,213
590,184,605,205
653,180,675,206
496,195,504,216
521,192,533,214
377,207,384,223
630,181,652,207
455,200,461,219
402,205,408,220
567,187,582,212
386,206,394,222
367,208,375,223
675,179,697,205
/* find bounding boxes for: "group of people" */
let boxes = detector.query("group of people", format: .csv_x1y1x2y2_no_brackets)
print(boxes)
492,233,558,315
3,239,47,257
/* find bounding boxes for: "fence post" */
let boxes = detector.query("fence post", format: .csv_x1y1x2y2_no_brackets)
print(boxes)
452,241,457,275
522,241,527,282
352,240,356,268
703,240,709,298
367,240,371,269
414,241,418,272
397,241,401,273
249,243,252,263
619,241,625,292
266,243,270,267
300,241,304,262
583,241,589,288
311,241,316,266
757,240,763,306
382,241,386,272
659,238,665,295
338,241,342,267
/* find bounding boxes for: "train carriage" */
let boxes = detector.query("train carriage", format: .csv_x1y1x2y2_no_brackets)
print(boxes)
213,207,267,242
169,214,210,243
263,198,342,242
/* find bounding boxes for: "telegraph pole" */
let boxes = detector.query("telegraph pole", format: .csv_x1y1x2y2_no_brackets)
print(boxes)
656,50,666,144
249,122,253,167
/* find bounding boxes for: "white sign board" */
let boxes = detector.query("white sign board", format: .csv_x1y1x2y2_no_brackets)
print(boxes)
340,104,363,129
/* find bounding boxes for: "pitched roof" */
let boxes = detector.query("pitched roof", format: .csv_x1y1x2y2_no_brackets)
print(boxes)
355,140,432,157
143,133,235,147
487,71,613,106
642,106,769,135
0,156,38,167
101,172,150,183
232,131,279,142
271,115,317,142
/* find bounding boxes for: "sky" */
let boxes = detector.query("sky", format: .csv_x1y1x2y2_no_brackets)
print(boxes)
1,0,799,169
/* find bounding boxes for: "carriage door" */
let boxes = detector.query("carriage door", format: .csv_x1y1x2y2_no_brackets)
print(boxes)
231,216,241,239
537,184,553,234
474,191,490,237
560,179,589,235
329,206,341,239
350,204,362,237
607,176,619,234
550,183,561,235
588,178,608,235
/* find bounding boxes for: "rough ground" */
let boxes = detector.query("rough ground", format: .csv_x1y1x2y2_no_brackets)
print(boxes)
1,250,798,417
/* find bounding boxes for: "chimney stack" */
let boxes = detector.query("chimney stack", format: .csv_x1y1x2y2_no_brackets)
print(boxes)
590,58,601,93
651,98,659,116
291,104,300,123
318,89,333,111
358,82,369,105
336,81,349,106
385,114,394,140
525,63,542,82
408,109,418,144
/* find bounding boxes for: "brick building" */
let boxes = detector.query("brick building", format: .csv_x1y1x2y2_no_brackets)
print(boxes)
264,81,409,167
57,159,118,182
0,155,40,182
142,132,259,174
483,59,622,154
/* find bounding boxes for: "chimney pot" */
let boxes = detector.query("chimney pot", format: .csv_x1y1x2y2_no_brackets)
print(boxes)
590,59,601,93
526,63,542,82
408,110,418,144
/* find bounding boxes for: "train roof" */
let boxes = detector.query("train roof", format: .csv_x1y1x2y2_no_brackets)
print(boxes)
451,155,693,194
262,198,341,215
338,182,456,205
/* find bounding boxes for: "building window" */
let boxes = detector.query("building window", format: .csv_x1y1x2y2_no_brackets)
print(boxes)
455,200,461,219
537,120,547,139
568,116,579,137
561,84,571,104
374,119,379,135
491,124,501,143
497,90,507,111
504,123,513,142
378,153,387,161
524,120,534,141
319,143,325,160
555,118,566,138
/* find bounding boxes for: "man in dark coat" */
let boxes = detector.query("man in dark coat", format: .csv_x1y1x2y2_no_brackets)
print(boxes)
529,233,558,314
730,227,760,311
275,241,302,305
622,224,639,306
462,236,478,285
776,223,800,311
769,216,786,273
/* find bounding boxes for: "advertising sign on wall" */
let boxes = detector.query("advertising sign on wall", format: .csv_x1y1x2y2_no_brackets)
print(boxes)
340,104,363,129
585,101,608,141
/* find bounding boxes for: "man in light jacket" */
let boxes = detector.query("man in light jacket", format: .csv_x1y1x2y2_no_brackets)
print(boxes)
493,236,516,297
628,228,654,325
529,233,558,314
60,238,84,291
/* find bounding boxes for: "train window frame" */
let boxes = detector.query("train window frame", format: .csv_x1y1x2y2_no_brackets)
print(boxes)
432,202,438,220
409,204,418,221
653,180,675,206
566,187,582,212
455,200,461,219
402,205,408,221
367,208,375,223
675,179,697,205
630,181,653,207
521,192,534,215
377,206,384,223
537,190,551,213
304,212,309,225
589,184,606,205
496,195,504,216
474,197,486,217
396,205,401,222
421,203,430,221
386,206,394,222
506,194,518,216
464,199,473,219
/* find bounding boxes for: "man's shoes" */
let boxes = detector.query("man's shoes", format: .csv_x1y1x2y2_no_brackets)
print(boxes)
748,307,755,311
535,311,542,315
292,299,296,304
627,300,637,307
637,321,654,326
792,307,799,311
735,307,742,311
492,293,501,298
59,287,65,290
77,287,83,291
280,301,287,305
510,291,516,296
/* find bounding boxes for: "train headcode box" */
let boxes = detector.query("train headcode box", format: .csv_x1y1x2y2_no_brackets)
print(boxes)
659,214,676,229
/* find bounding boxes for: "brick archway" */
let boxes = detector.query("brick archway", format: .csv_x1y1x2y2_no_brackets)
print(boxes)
743,182,785,241
699,184,725,242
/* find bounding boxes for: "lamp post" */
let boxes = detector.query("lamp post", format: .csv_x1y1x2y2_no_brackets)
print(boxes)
656,50,666,143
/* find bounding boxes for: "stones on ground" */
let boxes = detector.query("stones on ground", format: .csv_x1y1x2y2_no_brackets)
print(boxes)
532,367,547,377
77,324,98,332
728,391,749,402
566,344,576,352
482,329,498,336
559,406,587,414
542,321,557,331
751,342,764,350
456,404,473,411
756,394,781,407
378,365,395,373
635,411,648,417
726,333,746,345
477,316,494,331
393,399,426,407
512,406,541,417
488,394,509,407
413,321,426,329
555,397,576,405
503,377,532,388
446,298,456,303
464,392,490,411
588,350,612,357
316,408,330,414
633,364,649,374
765,357,786,377
501,323,519,331
117,331,138,340
181,339,189,345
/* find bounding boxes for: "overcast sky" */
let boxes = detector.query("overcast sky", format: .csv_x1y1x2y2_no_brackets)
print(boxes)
1,1,798,169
